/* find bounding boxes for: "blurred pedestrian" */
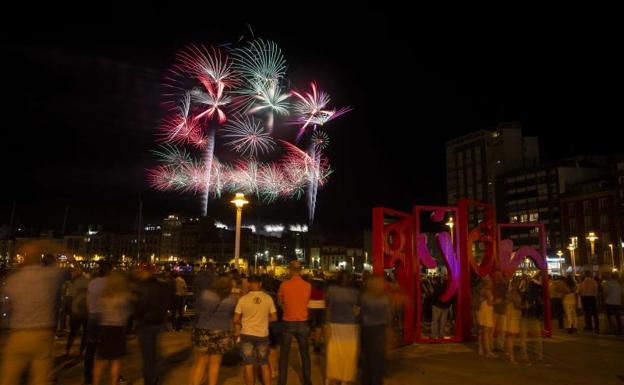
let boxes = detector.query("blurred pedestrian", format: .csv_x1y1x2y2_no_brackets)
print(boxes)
65,267,90,357
173,273,187,331
431,275,451,340
504,278,522,364
549,276,565,329
603,272,622,335
134,266,173,385
360,275,390,385
477,277,495,357
234,275,277,385
278,260,312,385
190,275,237,385
519,275,544,362
93,271,131,385
579,270,599,332
492,270,508,351
325,271,360,385
562,275,578,334
84,261,112,385
308,275,327,353
0,253,67,385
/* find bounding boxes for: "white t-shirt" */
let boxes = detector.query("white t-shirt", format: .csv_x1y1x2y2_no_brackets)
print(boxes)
234,290,276,337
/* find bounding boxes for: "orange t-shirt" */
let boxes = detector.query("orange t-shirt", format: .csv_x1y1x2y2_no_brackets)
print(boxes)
278,276,312,321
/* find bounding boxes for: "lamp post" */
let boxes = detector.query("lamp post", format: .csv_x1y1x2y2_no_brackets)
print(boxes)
609,243,615,270
556,250,564,275
567,243,577,275
230,193,249,271
586,232,598,265
445,216,455,244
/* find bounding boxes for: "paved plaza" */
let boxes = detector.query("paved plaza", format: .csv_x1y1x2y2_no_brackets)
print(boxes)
14,327,620,385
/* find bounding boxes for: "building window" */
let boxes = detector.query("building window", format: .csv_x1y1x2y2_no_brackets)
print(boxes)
600,214,608,228
529,212,539,222
510,215,518,223
520,214,528,223
584,215,592,229
583,200,590,214
568,202,576,217
569,219,576,234
598,198,607,210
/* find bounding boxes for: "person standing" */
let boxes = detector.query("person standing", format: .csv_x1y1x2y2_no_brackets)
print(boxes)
0,252,66,385
308,276,327,353
492,270,508,351
278,261,312,385
174,273,187,331
549,276,565,329
234,275,278,385
84,261,112,385
190,275,237,385
562,275,578,334
360,275,390,385
65,268,90,356
477,278,495,357
325,271,360,385
92,271,132,385
602,272,622,335
504,279,522,364
579,271,599,332
134,266,174,385
431,276,452,340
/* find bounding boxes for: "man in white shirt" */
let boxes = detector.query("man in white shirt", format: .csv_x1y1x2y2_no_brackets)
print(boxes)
234,275,277,385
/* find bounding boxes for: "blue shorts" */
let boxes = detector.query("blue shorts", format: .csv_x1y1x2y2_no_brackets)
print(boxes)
240,335,270,365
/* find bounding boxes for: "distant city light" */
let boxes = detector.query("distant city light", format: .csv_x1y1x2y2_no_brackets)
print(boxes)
214,222,228,230
242,225,256,233
265,225,285,233
289,224,308,233
87,230,98,235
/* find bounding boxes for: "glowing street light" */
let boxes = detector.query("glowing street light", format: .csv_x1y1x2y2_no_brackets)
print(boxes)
567,242,577,274
609,243,615,270
586,232,598,263
230,193,249,271
556,250,564,274
445,216,455,244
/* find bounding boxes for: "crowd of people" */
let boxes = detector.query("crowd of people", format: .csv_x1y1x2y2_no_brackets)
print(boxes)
474,271,545,364
0,256,395,385
550,270,623,336
2,249,623,384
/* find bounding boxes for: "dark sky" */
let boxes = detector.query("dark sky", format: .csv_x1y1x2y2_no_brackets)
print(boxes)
1,15,622,234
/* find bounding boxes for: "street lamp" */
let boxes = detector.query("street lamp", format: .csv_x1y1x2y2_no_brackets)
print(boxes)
586,232,598,265
567,243,577,275
609,243,615,270
445,216,455,244
556,250,564,275
230,193,249,271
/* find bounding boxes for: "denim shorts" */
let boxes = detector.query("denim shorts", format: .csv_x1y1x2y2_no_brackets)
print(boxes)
240,334,270,365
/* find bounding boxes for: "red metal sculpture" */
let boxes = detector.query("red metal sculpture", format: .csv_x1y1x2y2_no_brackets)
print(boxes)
372,199,552,344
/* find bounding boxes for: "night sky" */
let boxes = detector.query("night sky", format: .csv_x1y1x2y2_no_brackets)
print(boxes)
1,15,621,234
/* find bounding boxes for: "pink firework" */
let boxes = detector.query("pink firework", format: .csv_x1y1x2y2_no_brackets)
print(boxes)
291,81,351,141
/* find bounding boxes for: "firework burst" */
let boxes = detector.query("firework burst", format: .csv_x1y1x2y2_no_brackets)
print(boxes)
149,37,348,223
222,115,275,157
